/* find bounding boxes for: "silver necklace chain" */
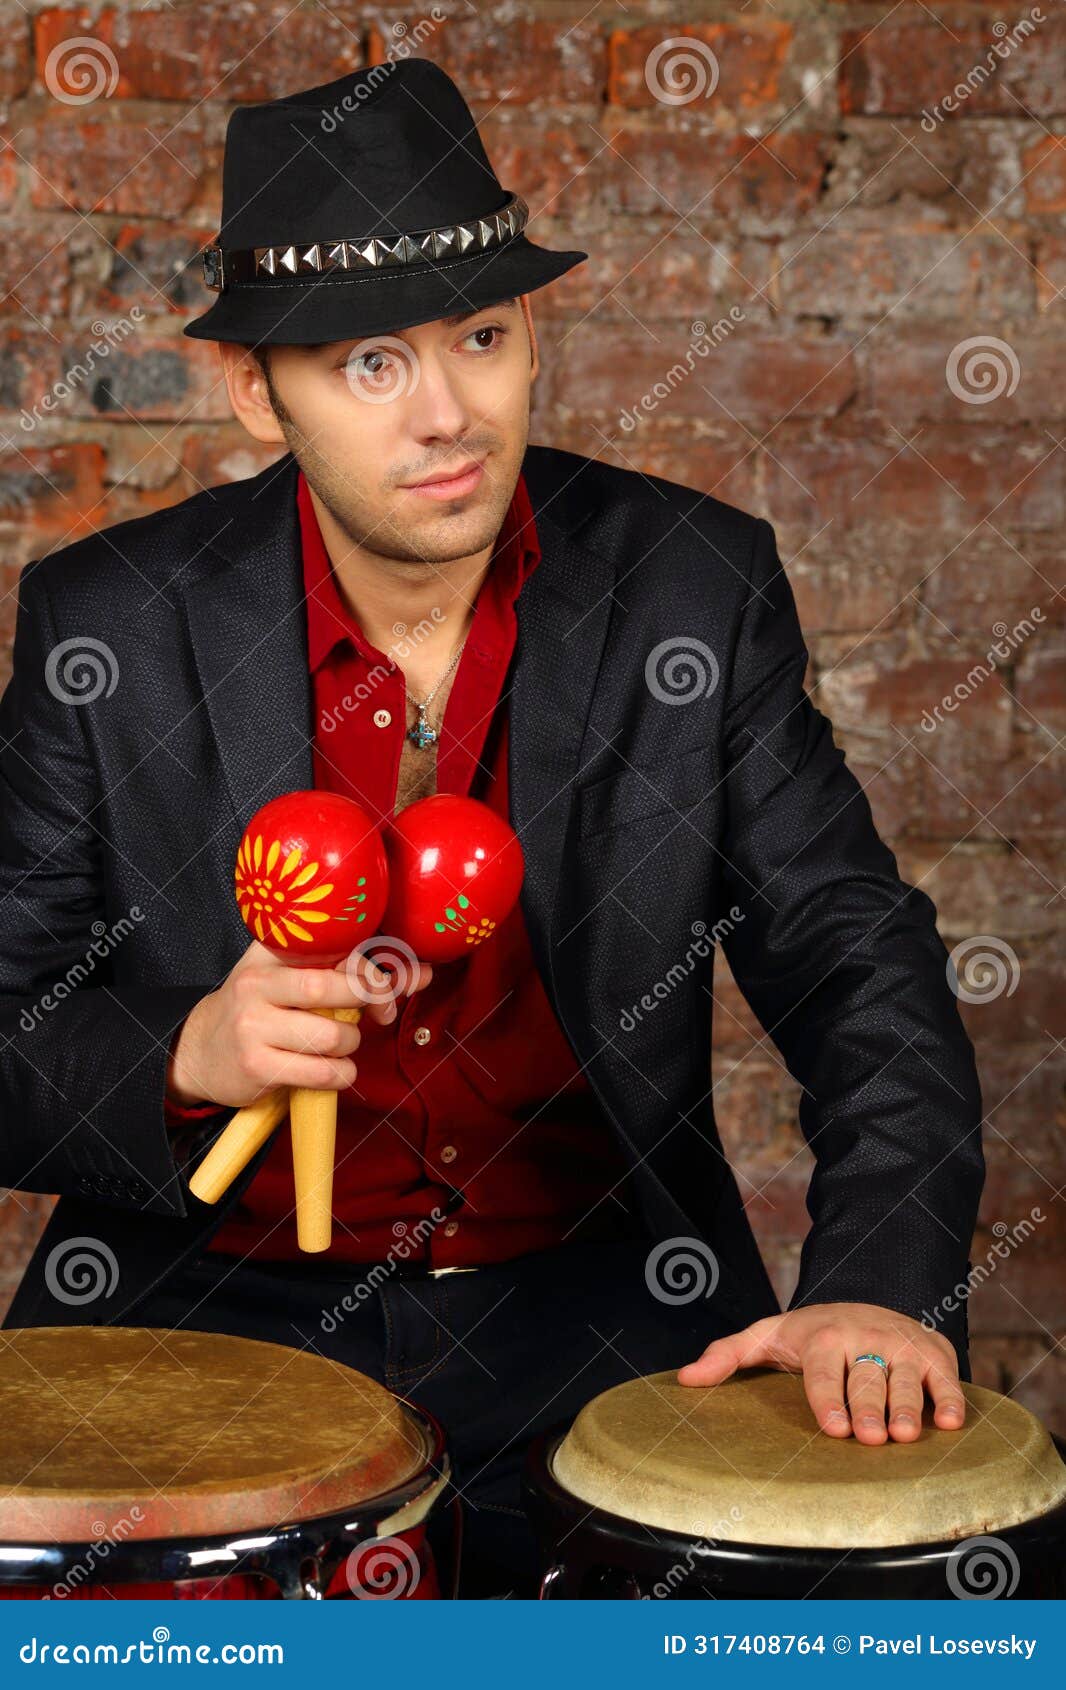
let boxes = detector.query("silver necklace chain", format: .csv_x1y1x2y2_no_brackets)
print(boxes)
404,637,467,750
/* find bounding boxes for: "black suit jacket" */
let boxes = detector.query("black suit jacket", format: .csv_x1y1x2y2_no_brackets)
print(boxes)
0,446,983,1367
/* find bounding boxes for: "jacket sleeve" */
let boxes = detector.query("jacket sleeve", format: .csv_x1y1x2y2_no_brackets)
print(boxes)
716,517,984,1369
0,561,222,1219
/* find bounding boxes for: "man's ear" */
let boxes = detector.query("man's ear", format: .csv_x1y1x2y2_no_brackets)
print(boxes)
519,294,539,383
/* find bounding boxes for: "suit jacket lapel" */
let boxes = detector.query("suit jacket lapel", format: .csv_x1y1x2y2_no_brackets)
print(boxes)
509,507,616,995
183,453,314,836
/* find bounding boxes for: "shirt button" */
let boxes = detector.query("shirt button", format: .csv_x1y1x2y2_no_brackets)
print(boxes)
413,1025,432,1046
440,1145,457,1164
373,708,391,728
443,1220,460,1238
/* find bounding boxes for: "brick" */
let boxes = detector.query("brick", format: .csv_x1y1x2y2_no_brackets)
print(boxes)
28,112,213,217
817,640,1014,759
367,18,604,107
827,121,1026,220
478,114,601,215
35,4,364,103
602,129,833,231
3,328,230,425
0,15,32,99
0,126,20,209
179,431,288,494
551,418,760,515
0,217,74,321
924,528,1066,633
840,21,1066,120
779,228,1034,321
0,442,107,543
762,429,1063,534
90,221,210,319
552,328,856,426
608,23,793,118
1035,235,1066,311
895,842,1063,939
866,331,1063,426
1024,135,1066,214
555,226,775,324
970,1338,1066,1437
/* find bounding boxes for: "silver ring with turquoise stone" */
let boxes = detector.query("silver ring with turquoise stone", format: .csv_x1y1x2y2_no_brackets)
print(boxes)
851,1352,888,1370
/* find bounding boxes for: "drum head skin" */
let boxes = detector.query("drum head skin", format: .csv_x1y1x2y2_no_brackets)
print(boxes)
552,1368,1066,1549
0,1327,429,1543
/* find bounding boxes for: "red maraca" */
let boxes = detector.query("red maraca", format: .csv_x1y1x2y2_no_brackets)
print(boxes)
190,791,388,1251
190,793,524,1252
382,794,524,962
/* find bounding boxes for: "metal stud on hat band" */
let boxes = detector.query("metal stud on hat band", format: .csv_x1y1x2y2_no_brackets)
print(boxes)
201,191,529,293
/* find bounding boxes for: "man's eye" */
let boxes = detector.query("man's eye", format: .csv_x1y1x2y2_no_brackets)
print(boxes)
463,324,506,351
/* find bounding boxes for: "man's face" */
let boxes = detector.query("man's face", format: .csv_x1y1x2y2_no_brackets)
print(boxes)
228,297,533,568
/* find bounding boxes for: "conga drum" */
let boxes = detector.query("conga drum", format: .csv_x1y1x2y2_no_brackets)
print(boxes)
0,1327,451,1600
524,1368,1066,1599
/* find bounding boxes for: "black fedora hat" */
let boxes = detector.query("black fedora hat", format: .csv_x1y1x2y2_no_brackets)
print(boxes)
184,58,588,347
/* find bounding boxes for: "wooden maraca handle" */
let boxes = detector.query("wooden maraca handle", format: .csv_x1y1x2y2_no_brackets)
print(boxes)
289,1005,363,1252
187,1006,362,1209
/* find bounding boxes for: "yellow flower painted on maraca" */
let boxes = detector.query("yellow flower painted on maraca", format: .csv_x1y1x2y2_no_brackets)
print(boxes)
233,791,389,957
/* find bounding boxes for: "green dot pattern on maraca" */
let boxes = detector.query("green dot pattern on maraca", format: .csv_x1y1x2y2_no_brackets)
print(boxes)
433,892,497,946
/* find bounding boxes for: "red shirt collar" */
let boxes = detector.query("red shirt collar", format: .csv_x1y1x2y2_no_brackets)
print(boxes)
298,465,541,673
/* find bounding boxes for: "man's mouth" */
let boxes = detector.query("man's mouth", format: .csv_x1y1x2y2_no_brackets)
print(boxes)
401,458,485,500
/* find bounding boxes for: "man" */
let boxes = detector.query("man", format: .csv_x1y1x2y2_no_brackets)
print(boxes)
0,60,983,1596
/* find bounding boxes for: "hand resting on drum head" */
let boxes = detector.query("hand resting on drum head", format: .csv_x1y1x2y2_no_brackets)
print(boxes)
678,1302,967,1447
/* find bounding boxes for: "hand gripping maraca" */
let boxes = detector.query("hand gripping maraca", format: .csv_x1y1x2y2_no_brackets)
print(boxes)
188,790,388,1251
188,791,523,1252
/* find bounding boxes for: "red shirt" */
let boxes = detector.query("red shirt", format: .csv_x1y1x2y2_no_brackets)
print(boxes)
169,468,633,1264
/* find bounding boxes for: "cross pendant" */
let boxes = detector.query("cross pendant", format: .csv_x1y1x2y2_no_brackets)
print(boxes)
407,712,437,750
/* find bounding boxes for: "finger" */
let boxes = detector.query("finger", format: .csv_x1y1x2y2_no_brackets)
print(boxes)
924,1360,966,1429
846,1355,889,1445
884,1362,925,1442
266,957,397,1026
257,1046,357,1094
800,1332,851,1438
260,1005,363,1063
677,1318,779,1386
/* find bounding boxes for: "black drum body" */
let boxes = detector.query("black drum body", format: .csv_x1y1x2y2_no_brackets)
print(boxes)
523,1428,1066,1601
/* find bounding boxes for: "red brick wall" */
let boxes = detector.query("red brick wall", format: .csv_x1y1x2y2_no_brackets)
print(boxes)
1,4,1062,1431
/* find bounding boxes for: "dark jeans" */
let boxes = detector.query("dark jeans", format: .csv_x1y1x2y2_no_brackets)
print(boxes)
131,1235,732,1598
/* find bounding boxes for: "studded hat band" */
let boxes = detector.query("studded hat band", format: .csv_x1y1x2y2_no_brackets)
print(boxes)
201,191,529,293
